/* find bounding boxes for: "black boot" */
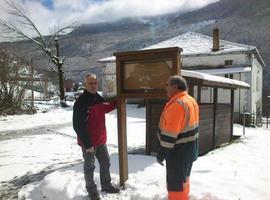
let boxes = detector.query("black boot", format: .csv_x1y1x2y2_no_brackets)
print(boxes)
89,192,101,200
101,185,120,194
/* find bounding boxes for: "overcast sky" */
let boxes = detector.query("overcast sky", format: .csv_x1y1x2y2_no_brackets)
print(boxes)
0,0,219,35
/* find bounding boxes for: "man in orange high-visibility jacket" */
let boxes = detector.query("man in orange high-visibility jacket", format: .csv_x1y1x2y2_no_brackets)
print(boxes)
157,75,199,200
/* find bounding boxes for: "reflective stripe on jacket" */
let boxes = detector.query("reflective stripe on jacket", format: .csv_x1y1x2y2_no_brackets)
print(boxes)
158,91,199,161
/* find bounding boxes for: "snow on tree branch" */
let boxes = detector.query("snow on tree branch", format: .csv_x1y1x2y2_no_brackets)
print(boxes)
0,0,77,107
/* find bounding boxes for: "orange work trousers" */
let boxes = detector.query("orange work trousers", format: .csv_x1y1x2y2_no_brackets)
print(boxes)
168,178,190,200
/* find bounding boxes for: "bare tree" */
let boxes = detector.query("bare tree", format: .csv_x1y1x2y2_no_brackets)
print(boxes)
0,51,33,114
0,1,75,107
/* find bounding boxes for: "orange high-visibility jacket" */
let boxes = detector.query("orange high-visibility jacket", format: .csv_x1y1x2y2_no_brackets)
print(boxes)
158,91,199,160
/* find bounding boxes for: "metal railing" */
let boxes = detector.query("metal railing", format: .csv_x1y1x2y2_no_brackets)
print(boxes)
242,113,270,128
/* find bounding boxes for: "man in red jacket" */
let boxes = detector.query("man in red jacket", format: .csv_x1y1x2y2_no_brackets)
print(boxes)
73,73,119,200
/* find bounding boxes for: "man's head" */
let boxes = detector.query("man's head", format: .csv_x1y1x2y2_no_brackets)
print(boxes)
166,75,187,98
84,73,98,94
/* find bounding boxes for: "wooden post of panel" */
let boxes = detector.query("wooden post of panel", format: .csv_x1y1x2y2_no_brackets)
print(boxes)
116,58,128,188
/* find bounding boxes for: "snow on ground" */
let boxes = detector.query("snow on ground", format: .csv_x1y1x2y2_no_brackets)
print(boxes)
57,105,146,149
1,104,270,200
0,101,73,133
0,133,81,183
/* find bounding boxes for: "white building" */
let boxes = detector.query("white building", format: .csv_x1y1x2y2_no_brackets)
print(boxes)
99,31,265,121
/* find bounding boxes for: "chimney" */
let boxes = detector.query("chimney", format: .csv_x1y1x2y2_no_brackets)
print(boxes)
212,27,220,51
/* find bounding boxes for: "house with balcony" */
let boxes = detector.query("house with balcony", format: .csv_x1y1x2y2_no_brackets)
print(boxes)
99,29,265,122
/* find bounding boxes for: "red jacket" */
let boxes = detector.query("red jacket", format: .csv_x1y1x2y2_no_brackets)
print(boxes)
77,101,117,147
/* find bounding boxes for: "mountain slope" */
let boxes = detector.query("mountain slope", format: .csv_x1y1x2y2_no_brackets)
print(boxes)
0,0,269,106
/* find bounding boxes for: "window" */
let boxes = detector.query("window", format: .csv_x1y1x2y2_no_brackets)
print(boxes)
225,60,233,66
224,74,233,79
256,71,260,91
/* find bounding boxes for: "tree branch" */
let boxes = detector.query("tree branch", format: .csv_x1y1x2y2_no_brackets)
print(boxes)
5,0,47,47
0,19,44,48
0,0,75,105
48,25,74,46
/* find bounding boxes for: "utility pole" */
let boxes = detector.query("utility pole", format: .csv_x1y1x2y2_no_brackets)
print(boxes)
31,58,34,111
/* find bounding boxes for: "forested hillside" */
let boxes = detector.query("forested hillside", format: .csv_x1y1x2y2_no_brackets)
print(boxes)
1,0,269,109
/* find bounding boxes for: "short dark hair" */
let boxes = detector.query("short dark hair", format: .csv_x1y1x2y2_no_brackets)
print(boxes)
169,75,187,91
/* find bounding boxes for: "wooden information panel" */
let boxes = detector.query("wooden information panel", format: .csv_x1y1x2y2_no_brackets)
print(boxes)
113,47,182,187
123,59,173,91
115,47,182,98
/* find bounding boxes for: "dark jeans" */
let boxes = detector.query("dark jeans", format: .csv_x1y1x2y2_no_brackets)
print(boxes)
166,150,193,192
82,144,112,195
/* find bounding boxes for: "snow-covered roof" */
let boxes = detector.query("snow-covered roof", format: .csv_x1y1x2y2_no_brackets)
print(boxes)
194,67,251,75
99,32,265,66
99,56,115,62
144,32,253,55
182,69,250,89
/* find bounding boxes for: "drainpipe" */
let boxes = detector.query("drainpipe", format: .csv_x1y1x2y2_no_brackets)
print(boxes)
212,26,220,52
247,52,253,114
